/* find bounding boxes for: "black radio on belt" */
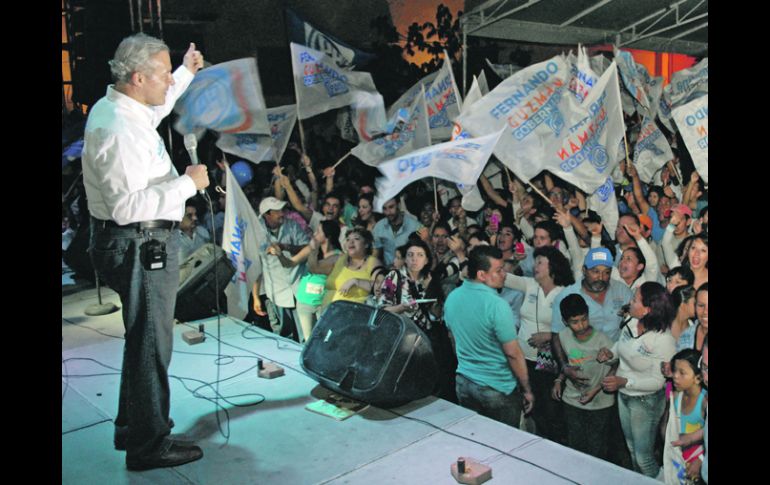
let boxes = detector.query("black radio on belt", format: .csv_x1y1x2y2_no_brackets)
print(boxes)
140,239,167,271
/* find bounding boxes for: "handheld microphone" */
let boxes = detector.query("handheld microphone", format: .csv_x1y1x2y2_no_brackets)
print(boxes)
183,133,205,196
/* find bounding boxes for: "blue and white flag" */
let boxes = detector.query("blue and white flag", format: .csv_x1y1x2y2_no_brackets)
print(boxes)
633,116,674,184
336,90,388,143
285,7,375,69
614,47,651,114
173,58,269,139
588,176,620,236
660,58,708,132
291,43,382,120
456,56,626,195
387,52,462,142
222,163,266,319
216,104,297,164
352,85,430,166
373,129,504,212
425,52,463,141
567,46,599,103
672,95,708,183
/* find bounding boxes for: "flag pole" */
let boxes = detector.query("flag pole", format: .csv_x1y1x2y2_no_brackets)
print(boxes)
529,182,555,208
291,56,307,154
332,150,352,169
433,177,439,213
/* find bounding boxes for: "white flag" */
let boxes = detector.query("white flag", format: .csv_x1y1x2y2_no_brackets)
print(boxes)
173,58,269,138
456,56,626,195
665,58,709,109
589,176,620,236
424,51,463,141
373,130,504,212
452,75,487,211
216,104,297,164
614,47,651,113
672,95,708,183
568,45,599,103
633,116,674,184
291,43,382,120
347,90,388,142
660,58,708,132
478,70,490,95
352,85,431,166
222,164,266,319
485,58,523,79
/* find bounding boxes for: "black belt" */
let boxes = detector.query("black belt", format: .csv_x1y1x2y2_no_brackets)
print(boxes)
93,217,178,231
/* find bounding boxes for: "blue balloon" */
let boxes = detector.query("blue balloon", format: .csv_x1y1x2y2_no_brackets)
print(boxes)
231,161,254,187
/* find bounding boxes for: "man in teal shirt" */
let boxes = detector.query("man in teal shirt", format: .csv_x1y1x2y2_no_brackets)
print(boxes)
444,246,534,427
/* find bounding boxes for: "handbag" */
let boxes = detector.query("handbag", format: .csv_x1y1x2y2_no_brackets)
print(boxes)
296,273,327,306
534,286,559,374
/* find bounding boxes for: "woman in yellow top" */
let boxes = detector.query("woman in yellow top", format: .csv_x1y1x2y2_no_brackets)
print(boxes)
309,227,382,309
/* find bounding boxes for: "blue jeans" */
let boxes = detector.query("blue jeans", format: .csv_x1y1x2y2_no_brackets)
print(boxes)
618,389,666,477
455,374,522,428
90,221,180,460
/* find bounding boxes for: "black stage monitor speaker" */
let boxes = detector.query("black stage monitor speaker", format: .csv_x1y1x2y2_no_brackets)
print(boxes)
175,243,235,322
301,300,437,408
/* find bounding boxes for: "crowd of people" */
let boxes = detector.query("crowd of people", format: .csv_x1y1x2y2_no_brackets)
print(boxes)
195,120,709,483
70,31,708,482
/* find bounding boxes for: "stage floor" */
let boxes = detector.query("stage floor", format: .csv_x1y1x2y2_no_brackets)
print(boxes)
62,287,659,484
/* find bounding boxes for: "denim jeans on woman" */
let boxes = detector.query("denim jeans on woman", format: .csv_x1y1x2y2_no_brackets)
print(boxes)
455,374,523,428
618,389,666,477
89,222,180,460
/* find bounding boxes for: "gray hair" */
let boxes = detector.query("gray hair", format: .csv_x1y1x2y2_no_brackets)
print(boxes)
108,33,169,84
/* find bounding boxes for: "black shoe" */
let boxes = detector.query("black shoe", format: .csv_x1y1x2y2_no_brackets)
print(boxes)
114,418,175,451
126,443,203,471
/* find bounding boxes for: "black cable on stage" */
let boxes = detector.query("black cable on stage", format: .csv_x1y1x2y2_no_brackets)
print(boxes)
201,189,229,441
61,357,267,419
65,316,582,483
187,321,581,483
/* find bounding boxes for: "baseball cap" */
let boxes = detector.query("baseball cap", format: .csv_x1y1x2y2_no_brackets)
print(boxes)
584,247,613,269
259,197,287,216
671,204,693,217
638,214,653,231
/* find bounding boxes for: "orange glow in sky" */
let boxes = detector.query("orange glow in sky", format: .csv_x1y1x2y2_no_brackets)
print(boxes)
387,0,464,65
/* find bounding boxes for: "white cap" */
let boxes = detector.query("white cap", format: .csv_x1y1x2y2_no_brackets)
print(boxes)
259,197,287,216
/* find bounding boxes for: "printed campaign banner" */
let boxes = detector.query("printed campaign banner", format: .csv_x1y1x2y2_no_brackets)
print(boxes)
387,52,462,142
567,46,599,104
373,129,504,212
614,47,651,114
173,58,269,139
672,95,708,184
291,43,383,120
455,56,626,195
660,57,708,132
633,116,674,184
222,163,266,319
338,90,388,143
285,7,375,69
216,104,297,164
352,85,430,166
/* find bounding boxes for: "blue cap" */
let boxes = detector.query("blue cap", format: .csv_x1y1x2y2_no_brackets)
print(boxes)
584,247,613,269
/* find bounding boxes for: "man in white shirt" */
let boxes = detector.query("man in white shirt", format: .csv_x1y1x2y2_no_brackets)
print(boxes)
83,33,208,471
